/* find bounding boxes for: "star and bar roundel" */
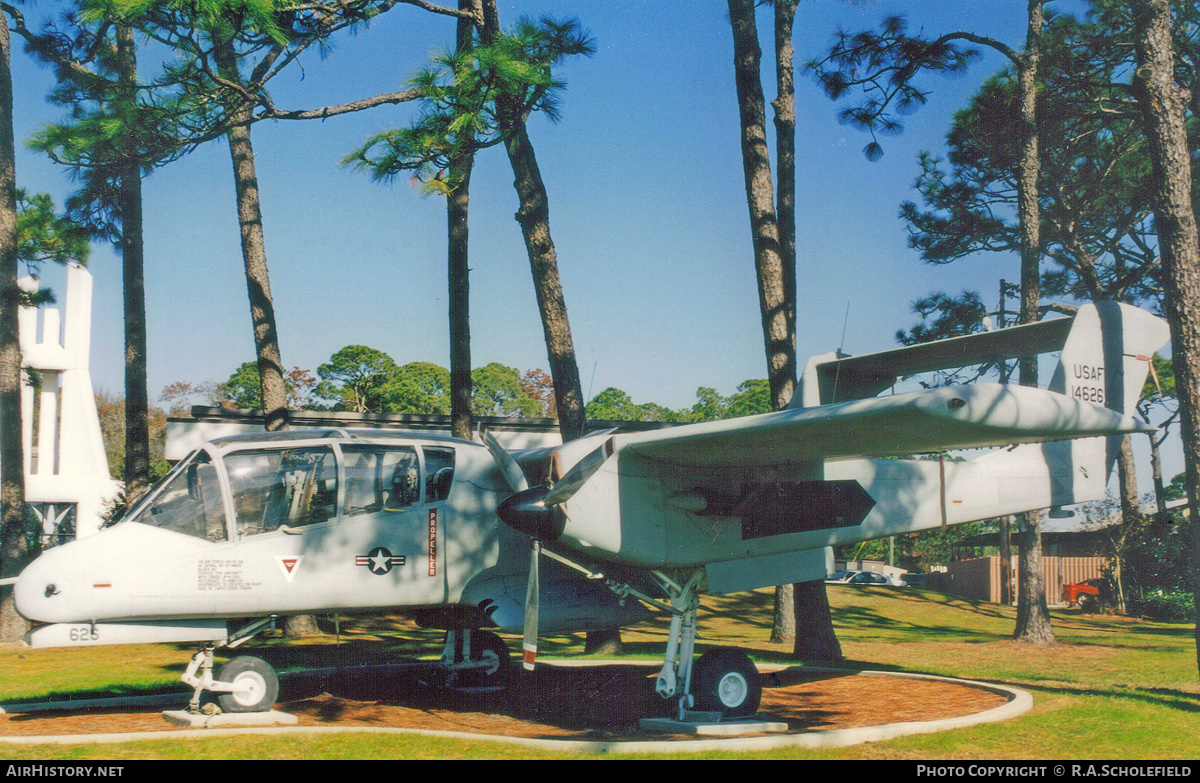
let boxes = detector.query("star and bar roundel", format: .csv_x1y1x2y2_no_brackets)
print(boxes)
356,511,439,576
357,547,406,575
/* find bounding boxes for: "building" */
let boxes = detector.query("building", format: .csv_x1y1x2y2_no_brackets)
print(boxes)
165,406,674,462
13,265,120,541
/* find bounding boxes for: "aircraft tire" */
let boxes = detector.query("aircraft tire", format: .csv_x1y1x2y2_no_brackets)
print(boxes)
692,647,761,719
456,630,511,689
216,656,280,713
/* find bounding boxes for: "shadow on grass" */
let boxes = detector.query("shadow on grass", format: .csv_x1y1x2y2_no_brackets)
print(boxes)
6,590,1196,725
703,592,776,630
833,587,1017,622
1003,679,1200,713
273,662,946,736
832,603,1013,645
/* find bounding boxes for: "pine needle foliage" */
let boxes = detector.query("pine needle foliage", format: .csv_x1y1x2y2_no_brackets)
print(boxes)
345,15,594,195
805,14,979,160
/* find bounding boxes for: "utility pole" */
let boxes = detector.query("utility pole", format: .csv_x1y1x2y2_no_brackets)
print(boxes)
997,278,1015,605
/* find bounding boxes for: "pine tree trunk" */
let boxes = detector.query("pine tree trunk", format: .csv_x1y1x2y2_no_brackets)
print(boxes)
501,123,585,443
1130,0,1200,678
770,583,796,643
448,1,478,442
773,0,797,348
481,1,586,444
481,0,600,652
728,0,794,412
792,581,842,660
729,0,836,657
999,517,1013,605
214,44,287,433
1151,432,1167,516
583,627,623,655
1014,516,1056,646
214,41,308,634
281,614,321,637
1117,436,1141,524
1115,435,1141,616
0,15,28,643
1012,1,1055,647
769,0,805,644
117,25,150,501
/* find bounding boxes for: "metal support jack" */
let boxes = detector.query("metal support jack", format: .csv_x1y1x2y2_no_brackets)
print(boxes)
436,628,510,692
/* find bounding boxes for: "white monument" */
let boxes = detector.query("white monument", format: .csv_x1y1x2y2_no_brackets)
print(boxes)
18,264,119,541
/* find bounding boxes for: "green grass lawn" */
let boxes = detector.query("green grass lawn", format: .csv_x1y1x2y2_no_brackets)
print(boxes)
1,586,1197,759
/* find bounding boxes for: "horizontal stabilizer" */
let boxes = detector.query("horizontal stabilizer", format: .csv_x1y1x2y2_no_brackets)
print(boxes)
798,317,1073,406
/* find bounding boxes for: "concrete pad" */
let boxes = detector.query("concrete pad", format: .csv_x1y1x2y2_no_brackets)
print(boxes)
162,709,298,728
639,716,789,736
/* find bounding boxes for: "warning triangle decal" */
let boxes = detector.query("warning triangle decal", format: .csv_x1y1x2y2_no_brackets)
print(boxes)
275,556,303,583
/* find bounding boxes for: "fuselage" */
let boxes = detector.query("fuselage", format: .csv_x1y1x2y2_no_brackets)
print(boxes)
14,429,513,625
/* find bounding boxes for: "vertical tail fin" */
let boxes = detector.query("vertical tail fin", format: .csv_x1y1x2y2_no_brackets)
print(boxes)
1049,302,1170,417
795,301,1168,521
981,302,1169,508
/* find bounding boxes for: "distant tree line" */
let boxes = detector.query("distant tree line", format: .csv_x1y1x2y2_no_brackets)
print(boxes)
156,348,776,425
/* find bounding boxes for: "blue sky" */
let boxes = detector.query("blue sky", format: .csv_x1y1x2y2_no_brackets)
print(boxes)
18,0,1176,497
16,0,1172,498
9,0,1040,411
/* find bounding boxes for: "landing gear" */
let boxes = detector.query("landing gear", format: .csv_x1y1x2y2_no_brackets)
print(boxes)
216,656,280,713
523,549,764,723
649,569,762,721
692,647,762,719
181,616,279,713
440,629,511,691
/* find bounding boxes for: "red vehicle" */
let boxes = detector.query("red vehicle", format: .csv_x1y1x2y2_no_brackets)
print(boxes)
1062,579,1108,611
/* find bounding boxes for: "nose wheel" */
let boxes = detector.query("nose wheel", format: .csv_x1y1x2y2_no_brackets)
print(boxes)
181,617,280,713
216,656,280,713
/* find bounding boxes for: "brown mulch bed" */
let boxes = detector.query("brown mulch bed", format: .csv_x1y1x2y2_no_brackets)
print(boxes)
0,665,1009,742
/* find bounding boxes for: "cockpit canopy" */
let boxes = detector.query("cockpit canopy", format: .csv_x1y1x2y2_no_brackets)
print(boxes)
123,430,459,542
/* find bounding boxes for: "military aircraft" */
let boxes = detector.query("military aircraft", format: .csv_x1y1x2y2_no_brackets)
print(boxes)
4,301,1168,721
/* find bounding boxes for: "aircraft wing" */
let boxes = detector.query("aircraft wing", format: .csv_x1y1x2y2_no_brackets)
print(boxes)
607,383,1151,469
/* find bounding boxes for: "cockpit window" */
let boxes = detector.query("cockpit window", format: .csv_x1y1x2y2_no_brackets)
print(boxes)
424,447,455,503
128,452,227,542
225,447,337,537
342,445,421,516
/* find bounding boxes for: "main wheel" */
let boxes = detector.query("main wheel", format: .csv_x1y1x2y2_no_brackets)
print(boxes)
456,630,511,689
692,647,762,719
1077,593,1096,613
216,656,279,713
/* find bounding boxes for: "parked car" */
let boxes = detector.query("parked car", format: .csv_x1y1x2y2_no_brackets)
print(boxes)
899,572,925,588
847,571,903,586
825,570,860,584
1062,578,1110,611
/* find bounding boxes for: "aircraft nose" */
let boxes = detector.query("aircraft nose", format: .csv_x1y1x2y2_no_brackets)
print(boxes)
497,485,567,541
12,553,72,623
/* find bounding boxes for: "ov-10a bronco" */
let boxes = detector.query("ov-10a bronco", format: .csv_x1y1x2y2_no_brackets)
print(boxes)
7,302,1166,720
